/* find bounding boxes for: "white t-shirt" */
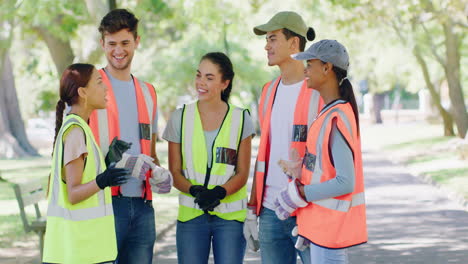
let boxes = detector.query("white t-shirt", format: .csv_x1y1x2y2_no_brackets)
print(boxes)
263,80,303,210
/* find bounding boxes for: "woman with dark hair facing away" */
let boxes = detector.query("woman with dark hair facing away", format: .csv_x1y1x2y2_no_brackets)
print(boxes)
163,52,255,264
274,40,367,263
43,63,130,264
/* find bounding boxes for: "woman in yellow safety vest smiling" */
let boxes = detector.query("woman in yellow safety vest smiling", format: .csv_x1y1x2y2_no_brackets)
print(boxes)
274,40,367,264
43,63,130,264
163,52,255,264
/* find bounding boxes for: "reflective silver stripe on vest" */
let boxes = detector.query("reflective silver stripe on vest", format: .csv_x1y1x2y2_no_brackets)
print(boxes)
255,160,265,174
48,117,111,221
225,107,242,178
312,105,354,185
179,194,247,214
262,78,278,121
314,192,365,212
229,108,242,149
307,90,321,128
139,80,154,135
183,104,196,179
47,203,113,221
182,169,234,186
97,109,110,155
183,104,242,186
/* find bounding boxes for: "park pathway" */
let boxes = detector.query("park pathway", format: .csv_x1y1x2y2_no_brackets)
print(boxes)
154,146,468,263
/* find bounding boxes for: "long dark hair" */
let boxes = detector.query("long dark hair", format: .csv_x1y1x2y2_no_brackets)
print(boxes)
333,66,360,136
52,63,95,150
201,52,235,103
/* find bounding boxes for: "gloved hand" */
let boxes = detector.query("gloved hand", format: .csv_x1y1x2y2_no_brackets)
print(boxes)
277,148,303,180
194,186,227,211
274,180,308,220
149,166,173,194
292,225,310,251
105,137,132,166
243,207,260,252
116,153,154,180
95,162,130,189
189,185,206,197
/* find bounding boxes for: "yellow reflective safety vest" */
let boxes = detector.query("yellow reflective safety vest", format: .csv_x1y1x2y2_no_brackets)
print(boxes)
178,102,247,222
43,114,117,264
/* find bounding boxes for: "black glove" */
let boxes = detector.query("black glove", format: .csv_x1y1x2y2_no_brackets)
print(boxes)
105,137,132,166
194,186,227,211
189,185,206,197
96,162,130,189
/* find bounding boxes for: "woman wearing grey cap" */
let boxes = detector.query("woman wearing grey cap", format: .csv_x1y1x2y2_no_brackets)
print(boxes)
273,39,368,263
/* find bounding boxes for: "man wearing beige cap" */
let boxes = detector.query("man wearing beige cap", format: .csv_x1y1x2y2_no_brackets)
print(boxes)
244,11,323,264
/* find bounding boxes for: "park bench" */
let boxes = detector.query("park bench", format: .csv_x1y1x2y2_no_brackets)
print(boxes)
12,178,47,259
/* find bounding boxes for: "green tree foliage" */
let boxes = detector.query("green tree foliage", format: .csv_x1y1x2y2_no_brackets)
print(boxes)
321,0,467,136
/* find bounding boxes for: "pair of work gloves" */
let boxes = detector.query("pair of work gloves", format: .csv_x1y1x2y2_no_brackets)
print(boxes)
243,207,310,252
97,137,173,193
243,149,311,252
189,185,227,211
96,138,133,189
115,153,173,194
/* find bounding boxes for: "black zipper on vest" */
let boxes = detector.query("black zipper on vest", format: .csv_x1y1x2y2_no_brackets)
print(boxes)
203,104,230,188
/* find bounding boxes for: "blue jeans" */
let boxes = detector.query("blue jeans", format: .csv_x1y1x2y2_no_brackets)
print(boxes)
310,244,348,264
176,214,246,264
259,208,311,264
112,197,156,264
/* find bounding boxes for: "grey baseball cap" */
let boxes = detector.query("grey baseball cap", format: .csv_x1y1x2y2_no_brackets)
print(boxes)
253,11,308,37
292,39,349,71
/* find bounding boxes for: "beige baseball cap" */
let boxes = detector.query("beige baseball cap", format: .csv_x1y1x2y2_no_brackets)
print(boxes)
254,11,308,37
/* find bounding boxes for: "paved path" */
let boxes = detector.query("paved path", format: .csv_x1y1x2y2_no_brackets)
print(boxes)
154,149,468,263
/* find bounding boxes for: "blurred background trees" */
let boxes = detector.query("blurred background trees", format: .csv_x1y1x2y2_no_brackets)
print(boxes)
0,0,466,158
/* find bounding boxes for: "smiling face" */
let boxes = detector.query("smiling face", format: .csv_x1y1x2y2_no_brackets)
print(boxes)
101,29,140,72
195,59,229,103
304,59,328,91
79,68,107,110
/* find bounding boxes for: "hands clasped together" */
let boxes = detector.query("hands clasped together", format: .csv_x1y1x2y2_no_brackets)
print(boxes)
189,185,227,211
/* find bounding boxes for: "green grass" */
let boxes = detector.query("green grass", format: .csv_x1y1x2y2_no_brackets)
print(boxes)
0,215,34,248
0,157,50,172
427,168,468,199
427,168,468,183
385,136,454,151
364,122,467,200
406,152,455,165
0,182,17,200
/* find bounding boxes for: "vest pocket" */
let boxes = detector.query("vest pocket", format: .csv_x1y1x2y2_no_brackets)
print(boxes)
292,125,308,142
303,151,316,172
139,123,151,140
216,147,237,165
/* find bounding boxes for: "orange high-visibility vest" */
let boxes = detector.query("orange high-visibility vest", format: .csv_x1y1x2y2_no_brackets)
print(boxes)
253,77,323,215
296,100,367,249
89,69,157,200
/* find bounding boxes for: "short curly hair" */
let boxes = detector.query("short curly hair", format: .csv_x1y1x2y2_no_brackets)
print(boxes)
99,9,139,40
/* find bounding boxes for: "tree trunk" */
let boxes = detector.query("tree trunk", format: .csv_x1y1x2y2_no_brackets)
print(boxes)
0,52,38,158
34,26,75,76
413,47,455,136
108,0,117,10
443,21,468,138
371,93,384,124
81,0,110,64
